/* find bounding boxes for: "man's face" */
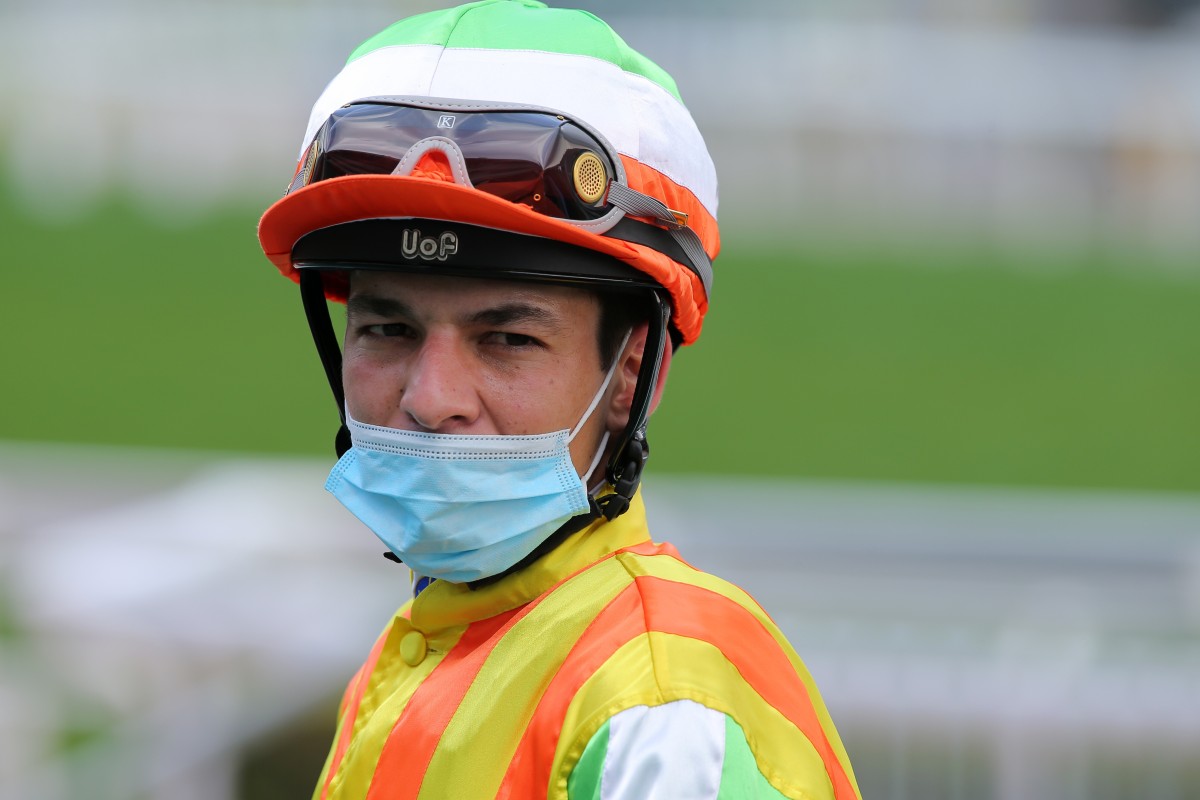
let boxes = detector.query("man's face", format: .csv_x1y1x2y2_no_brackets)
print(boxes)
343,271,614,478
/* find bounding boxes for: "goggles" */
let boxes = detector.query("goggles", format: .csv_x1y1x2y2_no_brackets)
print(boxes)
290,99,620,220
287,98,712,295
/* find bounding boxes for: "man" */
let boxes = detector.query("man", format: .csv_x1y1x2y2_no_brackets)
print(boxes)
258,1,861,797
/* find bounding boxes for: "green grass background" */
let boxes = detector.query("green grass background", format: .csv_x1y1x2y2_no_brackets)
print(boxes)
3,188,1198,492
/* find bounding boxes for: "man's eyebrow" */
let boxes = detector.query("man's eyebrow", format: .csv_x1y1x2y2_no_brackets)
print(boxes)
466,302,568,331
346,294,413,319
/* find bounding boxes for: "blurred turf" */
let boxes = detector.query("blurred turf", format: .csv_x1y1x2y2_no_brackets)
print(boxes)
3,189,1198,492
657,236,1200,492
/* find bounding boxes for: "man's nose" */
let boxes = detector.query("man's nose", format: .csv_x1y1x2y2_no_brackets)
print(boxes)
393,332,480,432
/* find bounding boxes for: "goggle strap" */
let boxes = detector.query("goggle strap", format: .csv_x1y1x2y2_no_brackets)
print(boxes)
671,226,715,297
607,184,713,296
607,182,682,228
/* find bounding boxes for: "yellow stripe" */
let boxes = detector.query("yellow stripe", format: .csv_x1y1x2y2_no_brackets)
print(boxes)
416,555,635,799
326,616,467,800
615,551,862,797
312,732,338,800
549,632,835,800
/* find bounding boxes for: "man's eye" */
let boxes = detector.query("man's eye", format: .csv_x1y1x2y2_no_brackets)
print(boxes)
365,323,413,338
485,332,540,348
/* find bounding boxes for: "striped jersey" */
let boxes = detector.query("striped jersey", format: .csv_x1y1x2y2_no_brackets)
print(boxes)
313,492,861,799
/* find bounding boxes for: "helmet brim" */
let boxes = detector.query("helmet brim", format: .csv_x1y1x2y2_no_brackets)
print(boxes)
257,174,707,343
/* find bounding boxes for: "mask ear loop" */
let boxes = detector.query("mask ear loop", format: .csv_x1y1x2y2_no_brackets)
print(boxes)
568,328,630,486
568,328,631,443
581,431,611,487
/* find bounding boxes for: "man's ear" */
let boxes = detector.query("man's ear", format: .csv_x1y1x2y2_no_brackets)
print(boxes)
604,322,674,432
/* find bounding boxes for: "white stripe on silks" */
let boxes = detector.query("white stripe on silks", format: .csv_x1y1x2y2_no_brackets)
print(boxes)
601,700,725,799
301,45,719,217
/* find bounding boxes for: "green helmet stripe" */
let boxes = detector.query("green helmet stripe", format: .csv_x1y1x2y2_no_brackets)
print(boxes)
347,0,683,103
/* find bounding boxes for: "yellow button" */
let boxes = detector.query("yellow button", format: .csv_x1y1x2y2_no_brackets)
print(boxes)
400,630,428,667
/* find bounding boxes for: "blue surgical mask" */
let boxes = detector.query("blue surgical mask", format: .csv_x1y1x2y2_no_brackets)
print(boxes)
325,336,626,583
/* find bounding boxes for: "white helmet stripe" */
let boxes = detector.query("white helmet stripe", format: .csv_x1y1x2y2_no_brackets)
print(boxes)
302,44,718,218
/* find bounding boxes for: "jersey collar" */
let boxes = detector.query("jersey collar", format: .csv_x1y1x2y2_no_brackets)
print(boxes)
407,491,651,634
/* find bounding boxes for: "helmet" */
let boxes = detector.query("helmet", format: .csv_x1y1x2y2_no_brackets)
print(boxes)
257,0,719,519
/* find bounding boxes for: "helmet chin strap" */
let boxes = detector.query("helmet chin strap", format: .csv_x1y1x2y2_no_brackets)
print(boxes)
300,268,668,521
597,289,670,520
298,269,352,456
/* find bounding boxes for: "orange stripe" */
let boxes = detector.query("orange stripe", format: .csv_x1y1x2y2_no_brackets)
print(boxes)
320,628,392,800
371,548,636,799
363,606,520,799
497,584,645,798
636,576,857,800
364,609,516,799
620,539,683,560
498,558,855,800
497,544,679,798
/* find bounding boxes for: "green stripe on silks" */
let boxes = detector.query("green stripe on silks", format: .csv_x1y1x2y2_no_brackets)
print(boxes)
719,715,790,799
567,718,608,800
346,0,683,103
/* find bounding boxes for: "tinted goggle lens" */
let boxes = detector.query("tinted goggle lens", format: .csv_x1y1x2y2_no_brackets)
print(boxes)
289,103,617,221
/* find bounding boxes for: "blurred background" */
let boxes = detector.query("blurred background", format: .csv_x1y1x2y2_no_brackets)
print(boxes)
1,0,1198,798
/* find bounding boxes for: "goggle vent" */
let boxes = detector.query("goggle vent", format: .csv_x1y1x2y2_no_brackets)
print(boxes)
572,151,608,205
